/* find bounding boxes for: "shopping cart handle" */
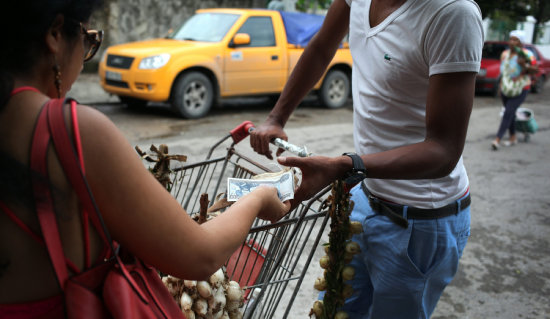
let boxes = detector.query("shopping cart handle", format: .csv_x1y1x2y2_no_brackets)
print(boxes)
230,120,255,144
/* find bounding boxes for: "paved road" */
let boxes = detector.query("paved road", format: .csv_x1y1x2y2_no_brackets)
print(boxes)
69,74,550,318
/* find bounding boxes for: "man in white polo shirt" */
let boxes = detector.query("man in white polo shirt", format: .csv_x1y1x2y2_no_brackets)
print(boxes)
250,0,483,317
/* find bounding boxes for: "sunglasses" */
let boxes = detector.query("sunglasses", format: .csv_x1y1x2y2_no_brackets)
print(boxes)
80,23,104,62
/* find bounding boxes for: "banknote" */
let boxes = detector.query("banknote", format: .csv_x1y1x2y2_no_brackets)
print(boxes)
227,170,294,202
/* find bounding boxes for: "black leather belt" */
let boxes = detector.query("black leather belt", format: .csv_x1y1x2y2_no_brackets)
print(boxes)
361,183,471,228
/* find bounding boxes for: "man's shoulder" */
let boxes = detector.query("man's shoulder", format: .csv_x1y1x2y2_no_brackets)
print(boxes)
414,0,481,16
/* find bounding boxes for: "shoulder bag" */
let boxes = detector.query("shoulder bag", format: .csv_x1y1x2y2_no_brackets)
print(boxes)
31,98,185,318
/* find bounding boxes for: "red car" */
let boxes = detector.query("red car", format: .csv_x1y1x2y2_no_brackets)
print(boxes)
476,41,550,95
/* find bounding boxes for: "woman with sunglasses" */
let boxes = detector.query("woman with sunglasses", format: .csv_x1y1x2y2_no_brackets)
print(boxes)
0,1,289,317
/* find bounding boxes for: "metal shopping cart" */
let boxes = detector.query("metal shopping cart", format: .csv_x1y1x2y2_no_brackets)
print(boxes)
153,121,331,319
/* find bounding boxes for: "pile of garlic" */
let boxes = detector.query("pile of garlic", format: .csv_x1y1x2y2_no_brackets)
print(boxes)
162,267,245,319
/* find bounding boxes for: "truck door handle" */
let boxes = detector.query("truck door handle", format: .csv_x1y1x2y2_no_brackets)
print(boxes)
271,55,279,61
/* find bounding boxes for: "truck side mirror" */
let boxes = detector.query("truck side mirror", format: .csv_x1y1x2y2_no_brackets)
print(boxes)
229,33,251,48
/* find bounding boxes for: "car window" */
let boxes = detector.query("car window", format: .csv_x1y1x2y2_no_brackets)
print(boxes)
482,43,508,59
170,13,240,42
235,16,276,47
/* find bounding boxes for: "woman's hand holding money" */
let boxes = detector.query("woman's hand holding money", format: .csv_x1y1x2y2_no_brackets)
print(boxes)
239,186,291,223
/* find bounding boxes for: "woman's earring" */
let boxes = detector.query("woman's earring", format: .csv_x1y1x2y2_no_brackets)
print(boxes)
53,62,62,98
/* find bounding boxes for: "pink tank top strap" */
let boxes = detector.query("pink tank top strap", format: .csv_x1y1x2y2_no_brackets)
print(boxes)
10,86,41,97
70,100,86,172
0,202,42,243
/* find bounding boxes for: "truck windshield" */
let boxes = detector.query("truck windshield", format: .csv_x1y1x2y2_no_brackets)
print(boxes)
169,13,240,42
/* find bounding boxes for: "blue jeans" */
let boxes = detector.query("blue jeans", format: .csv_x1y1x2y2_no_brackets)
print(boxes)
496,90,528,139
332,185,471,319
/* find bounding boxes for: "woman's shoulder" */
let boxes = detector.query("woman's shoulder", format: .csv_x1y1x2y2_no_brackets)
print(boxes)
70,102,131,158
72,102,118,133
500,49,511,60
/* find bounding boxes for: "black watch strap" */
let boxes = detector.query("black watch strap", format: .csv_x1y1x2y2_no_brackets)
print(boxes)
342,152,367,186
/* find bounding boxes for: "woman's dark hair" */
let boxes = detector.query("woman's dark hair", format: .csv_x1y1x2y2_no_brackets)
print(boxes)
0,0,102,206
0,0,103,108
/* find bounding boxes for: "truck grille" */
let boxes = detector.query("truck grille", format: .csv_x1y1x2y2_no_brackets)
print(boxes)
106,79,129,88
106,55,134,69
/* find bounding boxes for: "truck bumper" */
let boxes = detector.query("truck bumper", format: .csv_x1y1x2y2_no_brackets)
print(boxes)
98,63,172,102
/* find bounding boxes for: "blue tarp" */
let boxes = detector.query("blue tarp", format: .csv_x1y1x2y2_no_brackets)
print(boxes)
280,11,325,47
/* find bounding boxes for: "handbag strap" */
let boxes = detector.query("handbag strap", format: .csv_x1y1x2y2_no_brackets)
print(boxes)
43,99,149,301
47,99,110,247
31,102,70,286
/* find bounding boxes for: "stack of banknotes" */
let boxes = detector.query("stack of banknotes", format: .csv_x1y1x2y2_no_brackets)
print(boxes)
227,170,294,202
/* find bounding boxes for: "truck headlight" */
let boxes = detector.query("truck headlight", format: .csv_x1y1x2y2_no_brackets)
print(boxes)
139,54,170,69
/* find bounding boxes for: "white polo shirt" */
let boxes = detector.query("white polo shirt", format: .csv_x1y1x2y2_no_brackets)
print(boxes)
345,0,483,208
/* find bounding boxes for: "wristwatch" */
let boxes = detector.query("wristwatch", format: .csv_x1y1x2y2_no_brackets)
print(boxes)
342,152,367,186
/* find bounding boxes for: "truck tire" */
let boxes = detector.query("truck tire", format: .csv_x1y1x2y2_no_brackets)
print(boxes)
172,72,214,119
318,69,350,109
119,96,148,109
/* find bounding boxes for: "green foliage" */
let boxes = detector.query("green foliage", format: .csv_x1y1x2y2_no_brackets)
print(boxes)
529,0,550,43
476,0,550,43
295,0,332,12
475,0,530,20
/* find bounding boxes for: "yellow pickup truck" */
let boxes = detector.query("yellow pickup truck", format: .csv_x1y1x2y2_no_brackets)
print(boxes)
98,8,352,119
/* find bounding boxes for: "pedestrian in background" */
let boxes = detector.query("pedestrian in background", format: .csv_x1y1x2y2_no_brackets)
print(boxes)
250,0,483,318
491,30,538,150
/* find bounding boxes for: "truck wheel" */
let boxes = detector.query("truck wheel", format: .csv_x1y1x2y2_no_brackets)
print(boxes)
119,96,148,109
318,69,350,109
172,72,214,119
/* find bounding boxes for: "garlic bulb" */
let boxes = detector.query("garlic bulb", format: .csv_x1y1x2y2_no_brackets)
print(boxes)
180,292,193,311
345,241,360,254
209,268,225,288
319,255,330,269
193,298,208,317
228,310,243,319
162,276,180,296
342,284,354,299
310,300,324,317
184,280,197,290
197,281,213,299
314,277,327,291
342,266,355,281
226,281,243,302
225,300,241,312
209,309,224,319
349,221,363,234
209,287,227,314
184,309,195,319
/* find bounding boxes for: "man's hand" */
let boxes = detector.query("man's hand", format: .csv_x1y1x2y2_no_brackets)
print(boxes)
278,155,349,210
250,121,288,160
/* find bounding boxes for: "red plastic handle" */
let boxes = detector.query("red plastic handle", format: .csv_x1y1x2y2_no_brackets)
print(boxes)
230,120,255,144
